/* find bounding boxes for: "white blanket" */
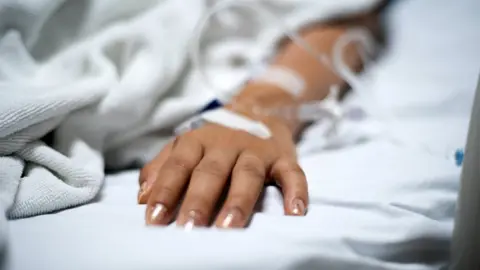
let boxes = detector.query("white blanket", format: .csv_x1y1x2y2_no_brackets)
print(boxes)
0,0,382,262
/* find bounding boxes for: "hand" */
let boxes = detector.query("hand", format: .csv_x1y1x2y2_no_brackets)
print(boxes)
137,105,308,229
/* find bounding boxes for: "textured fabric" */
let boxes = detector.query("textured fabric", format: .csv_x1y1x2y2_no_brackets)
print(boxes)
0,0,382,263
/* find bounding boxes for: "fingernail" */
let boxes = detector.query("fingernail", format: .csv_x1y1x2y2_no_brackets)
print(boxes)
184,218,195,232
147,203,167,225
138,181,152,204
138,182,147,195
291,198,306,216
220,207,243,229
184,211,198,232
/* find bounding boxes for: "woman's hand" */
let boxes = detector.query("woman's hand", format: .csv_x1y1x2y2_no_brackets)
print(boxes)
137,104,308,229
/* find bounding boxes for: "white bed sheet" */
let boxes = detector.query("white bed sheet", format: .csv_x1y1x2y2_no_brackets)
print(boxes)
5,0,480,269
6,136,463,270
6,133,464,270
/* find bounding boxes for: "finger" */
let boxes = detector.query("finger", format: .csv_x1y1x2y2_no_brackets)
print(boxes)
270,158,308,216
138,141,174,204
146,136,203,225
215,152,266,229
176,148,239,229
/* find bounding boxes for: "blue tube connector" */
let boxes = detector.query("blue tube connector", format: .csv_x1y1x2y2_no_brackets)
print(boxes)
454,149,464,167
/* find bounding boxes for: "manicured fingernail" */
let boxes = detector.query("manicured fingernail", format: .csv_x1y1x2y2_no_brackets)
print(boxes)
184,218,195,231
221,207,243,229
138,181,152,204
147,203,167,225
184,211,198,232
138,182,147,195
291,198,306,216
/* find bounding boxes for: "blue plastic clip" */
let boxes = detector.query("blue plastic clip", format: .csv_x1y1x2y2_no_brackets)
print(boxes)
199,99,223,113
454,149,464,167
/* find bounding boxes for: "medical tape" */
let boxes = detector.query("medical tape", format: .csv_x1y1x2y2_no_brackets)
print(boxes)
175,108,272,139
252,66,306,98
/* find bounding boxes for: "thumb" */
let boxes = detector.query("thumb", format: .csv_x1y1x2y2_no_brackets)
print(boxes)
138,141,174,204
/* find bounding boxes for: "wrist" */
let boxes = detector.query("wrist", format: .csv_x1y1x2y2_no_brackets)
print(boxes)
227,84,300,137
234,81,297,106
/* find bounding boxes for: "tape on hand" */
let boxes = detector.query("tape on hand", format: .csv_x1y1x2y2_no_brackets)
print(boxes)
175,108,272,139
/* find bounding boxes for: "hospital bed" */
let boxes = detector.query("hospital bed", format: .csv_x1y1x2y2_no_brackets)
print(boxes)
5,0,480,269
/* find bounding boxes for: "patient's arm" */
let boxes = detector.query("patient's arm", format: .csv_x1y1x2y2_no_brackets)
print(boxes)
139,6,385,229
233,8,384,136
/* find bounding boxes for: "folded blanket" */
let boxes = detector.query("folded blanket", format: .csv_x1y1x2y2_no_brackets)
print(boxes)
0,0,382,261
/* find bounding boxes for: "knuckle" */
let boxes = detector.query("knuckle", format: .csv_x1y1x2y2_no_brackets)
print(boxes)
235,154,265,179
240,152,263,164
194,159,229,178
164,155,195,172
275,159,306,177
227,193,256,209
